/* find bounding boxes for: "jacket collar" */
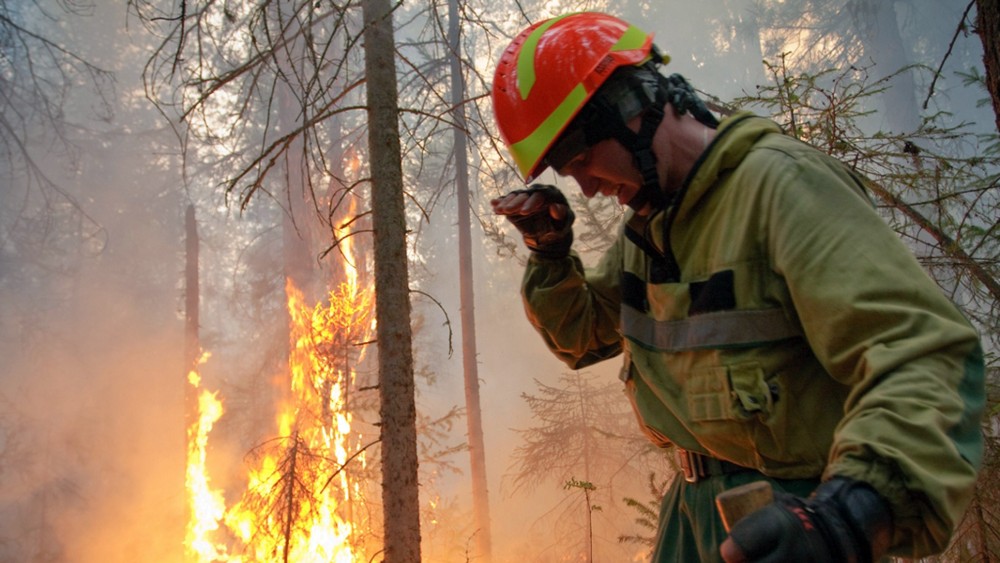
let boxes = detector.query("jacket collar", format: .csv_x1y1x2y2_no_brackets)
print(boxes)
621,112,782,271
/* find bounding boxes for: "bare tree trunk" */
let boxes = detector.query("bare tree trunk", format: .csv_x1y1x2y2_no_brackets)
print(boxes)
971,485,993,562
183,202,200,552
363,0,422,560
184,204,200,381
866,0,920,132
277,1,321,304
184,202,199,442
448,0,492,559
977,0,1000,133
281,431,300,563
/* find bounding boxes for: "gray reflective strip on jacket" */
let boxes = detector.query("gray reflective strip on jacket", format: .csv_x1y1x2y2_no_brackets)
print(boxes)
621,304,803,351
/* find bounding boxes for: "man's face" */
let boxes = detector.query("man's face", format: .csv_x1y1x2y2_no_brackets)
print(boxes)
555,136,653,215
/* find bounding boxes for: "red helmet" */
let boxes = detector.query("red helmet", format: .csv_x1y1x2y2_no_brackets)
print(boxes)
492,13,657,182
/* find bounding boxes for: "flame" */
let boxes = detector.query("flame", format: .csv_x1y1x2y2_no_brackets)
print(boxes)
185,198,376,562
222,279,373,562
185,353,228,561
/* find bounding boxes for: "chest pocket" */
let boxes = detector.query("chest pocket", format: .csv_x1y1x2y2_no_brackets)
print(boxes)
687,362,776,422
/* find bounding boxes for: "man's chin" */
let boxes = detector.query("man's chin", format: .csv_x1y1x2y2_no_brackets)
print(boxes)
628,202,653,216
625,197,656,216
625,186,667,216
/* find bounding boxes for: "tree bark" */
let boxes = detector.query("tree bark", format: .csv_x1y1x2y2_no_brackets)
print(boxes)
448,0,493,559
362,0,422,560
276,0,321,304
865,0,920,132
184,204,200,378
977,0,1000,133
183,203,200,534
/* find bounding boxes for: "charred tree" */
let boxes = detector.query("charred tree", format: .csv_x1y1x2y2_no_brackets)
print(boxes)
363,0,422,560
508,373,648,560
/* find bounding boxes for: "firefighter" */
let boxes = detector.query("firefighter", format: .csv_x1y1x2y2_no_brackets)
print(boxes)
489,12,985,563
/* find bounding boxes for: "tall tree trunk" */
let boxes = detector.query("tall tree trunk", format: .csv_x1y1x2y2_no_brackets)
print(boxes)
277,1,321,304
184,203,200,381
448,0,492,559
864,0,920,132
363,0,422,560
971,486,993,562
977,0,1000,133
276,13,313,556
576,378,594,563
723,0,768,90
183,203,200,546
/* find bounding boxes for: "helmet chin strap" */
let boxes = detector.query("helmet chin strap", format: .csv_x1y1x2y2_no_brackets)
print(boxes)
617,73,720,213
584,67,719,214
625,93,668,213
601,81,669,213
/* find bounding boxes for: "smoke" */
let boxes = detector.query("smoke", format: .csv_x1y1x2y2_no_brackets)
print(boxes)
0,201,188,561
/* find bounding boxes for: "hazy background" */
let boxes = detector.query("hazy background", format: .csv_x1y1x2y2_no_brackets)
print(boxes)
0,0,993,562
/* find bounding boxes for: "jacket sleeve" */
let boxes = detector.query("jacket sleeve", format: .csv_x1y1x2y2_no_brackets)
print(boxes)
520,240,625,370
763,148,985,557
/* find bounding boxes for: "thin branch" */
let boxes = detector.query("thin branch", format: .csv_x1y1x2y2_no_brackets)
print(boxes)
923,0,976,110
409,288,454,358
867,179,1000,303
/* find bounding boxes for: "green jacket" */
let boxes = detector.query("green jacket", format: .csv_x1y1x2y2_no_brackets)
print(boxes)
521,113,984,556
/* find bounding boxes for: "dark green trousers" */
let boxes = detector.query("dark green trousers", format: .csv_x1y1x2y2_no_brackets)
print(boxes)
650,471,820,562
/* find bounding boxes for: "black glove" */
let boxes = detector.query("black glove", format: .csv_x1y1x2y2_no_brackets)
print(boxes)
722,477,893,563
502,185,575,259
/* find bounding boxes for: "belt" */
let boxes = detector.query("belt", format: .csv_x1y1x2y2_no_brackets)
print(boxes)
676,448,749,483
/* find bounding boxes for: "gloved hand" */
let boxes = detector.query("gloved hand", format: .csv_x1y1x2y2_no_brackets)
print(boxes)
720,477,893,563
490,184,575,259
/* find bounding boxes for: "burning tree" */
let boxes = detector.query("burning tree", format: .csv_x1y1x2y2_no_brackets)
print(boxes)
186,264,380,561
224,277,377,562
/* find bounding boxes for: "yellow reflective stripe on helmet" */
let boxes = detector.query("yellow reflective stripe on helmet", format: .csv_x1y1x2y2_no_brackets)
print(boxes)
516,15,571,99
610,24,649,53
510,83,587,177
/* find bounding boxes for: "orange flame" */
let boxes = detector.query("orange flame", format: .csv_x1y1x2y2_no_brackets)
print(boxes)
185,200,376,562
185,353,228,561
222,279,373,562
